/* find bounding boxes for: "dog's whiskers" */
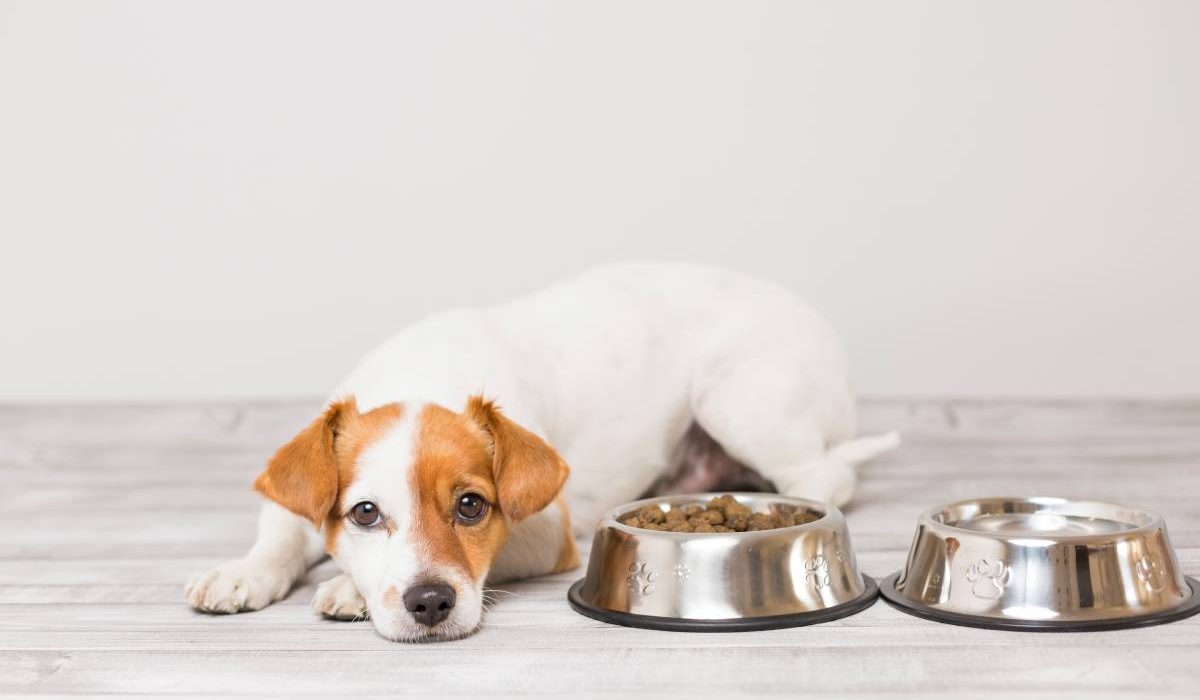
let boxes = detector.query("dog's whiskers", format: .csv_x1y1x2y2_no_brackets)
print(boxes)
482,588,519,598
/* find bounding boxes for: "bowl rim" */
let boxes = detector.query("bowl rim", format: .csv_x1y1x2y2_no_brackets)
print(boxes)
919,496,1165,542
599,491,838,539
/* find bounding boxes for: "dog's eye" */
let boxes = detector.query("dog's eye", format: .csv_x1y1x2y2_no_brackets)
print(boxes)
455,493,488,525
350,501,382,528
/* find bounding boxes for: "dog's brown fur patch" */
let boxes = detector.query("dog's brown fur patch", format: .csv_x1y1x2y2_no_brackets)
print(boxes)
464,397,570,523
322,401,406,553
250,396,405,552
254,400,346,527
410,404,508,581
409,399,572,582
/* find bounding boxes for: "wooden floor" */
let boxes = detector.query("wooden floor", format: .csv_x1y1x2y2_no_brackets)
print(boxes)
2,399,1198,698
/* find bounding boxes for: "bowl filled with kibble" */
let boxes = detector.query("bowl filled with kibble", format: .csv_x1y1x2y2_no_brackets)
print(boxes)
567,493,878,631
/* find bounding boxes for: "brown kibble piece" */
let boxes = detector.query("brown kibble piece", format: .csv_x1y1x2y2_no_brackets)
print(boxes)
637,505,665,524
725,512,750,531
722,497,750,519
747,513,774,531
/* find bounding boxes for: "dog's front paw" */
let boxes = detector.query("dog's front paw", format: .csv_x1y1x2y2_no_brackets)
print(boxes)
185,559,294,614
312,573,369,620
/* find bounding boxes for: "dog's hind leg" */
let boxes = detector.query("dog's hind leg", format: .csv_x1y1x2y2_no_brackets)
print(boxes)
185,500,326,613
688,343,897,508
639,422,778,498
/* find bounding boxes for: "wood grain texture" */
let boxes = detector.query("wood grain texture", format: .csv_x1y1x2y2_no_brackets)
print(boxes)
2,399,1198,697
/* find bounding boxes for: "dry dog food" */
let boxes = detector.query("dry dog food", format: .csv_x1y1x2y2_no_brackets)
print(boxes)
619,494,819,533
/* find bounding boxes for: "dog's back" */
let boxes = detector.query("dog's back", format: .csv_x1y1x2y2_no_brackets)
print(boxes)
332,262,882,525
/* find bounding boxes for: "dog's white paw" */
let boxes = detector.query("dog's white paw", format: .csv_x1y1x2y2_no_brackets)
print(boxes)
312,573,369,620
185,559,294,614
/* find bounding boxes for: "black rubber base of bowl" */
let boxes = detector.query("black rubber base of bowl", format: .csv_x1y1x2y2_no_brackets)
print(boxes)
878,572,1200,632
566,575,879,632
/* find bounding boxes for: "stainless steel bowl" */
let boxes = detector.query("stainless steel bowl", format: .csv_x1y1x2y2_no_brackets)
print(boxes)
880,497,1200,631
567,493,878,631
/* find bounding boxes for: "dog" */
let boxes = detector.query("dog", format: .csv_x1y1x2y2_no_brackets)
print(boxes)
185,262,897,641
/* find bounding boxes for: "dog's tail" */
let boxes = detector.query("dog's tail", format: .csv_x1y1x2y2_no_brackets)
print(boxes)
785,431,901,507
829,431,901,467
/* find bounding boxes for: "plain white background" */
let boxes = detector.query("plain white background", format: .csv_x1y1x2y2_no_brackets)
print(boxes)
1,1,1196,401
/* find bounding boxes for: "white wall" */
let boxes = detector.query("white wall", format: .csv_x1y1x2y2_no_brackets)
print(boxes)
2,0,1197,401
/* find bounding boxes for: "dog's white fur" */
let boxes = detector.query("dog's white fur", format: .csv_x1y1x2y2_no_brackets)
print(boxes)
186,262,897,639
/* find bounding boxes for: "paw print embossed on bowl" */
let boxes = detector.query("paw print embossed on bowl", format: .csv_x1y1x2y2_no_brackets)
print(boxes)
964,558,1011,600
804,556,831,589
626,562,658,596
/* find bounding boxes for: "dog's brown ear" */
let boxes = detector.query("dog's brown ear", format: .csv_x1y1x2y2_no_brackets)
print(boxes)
254,398,355,526
466,396,569,523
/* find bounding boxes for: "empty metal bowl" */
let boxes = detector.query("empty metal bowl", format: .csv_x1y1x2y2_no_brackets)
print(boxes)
880,497,1200,631
567,493,878,631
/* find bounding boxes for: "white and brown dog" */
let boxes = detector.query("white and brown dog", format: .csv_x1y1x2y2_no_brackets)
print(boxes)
185,262,897,641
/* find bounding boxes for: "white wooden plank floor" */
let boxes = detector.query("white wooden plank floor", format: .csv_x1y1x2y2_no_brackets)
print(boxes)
2,399,1198,698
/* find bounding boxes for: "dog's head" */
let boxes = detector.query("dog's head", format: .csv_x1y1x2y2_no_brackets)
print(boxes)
254,395,568,641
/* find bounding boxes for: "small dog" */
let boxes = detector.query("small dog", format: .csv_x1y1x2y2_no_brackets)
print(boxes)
186,262,897,641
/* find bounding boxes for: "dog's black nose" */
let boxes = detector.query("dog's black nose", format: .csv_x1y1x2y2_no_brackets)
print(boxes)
402,583,456,627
